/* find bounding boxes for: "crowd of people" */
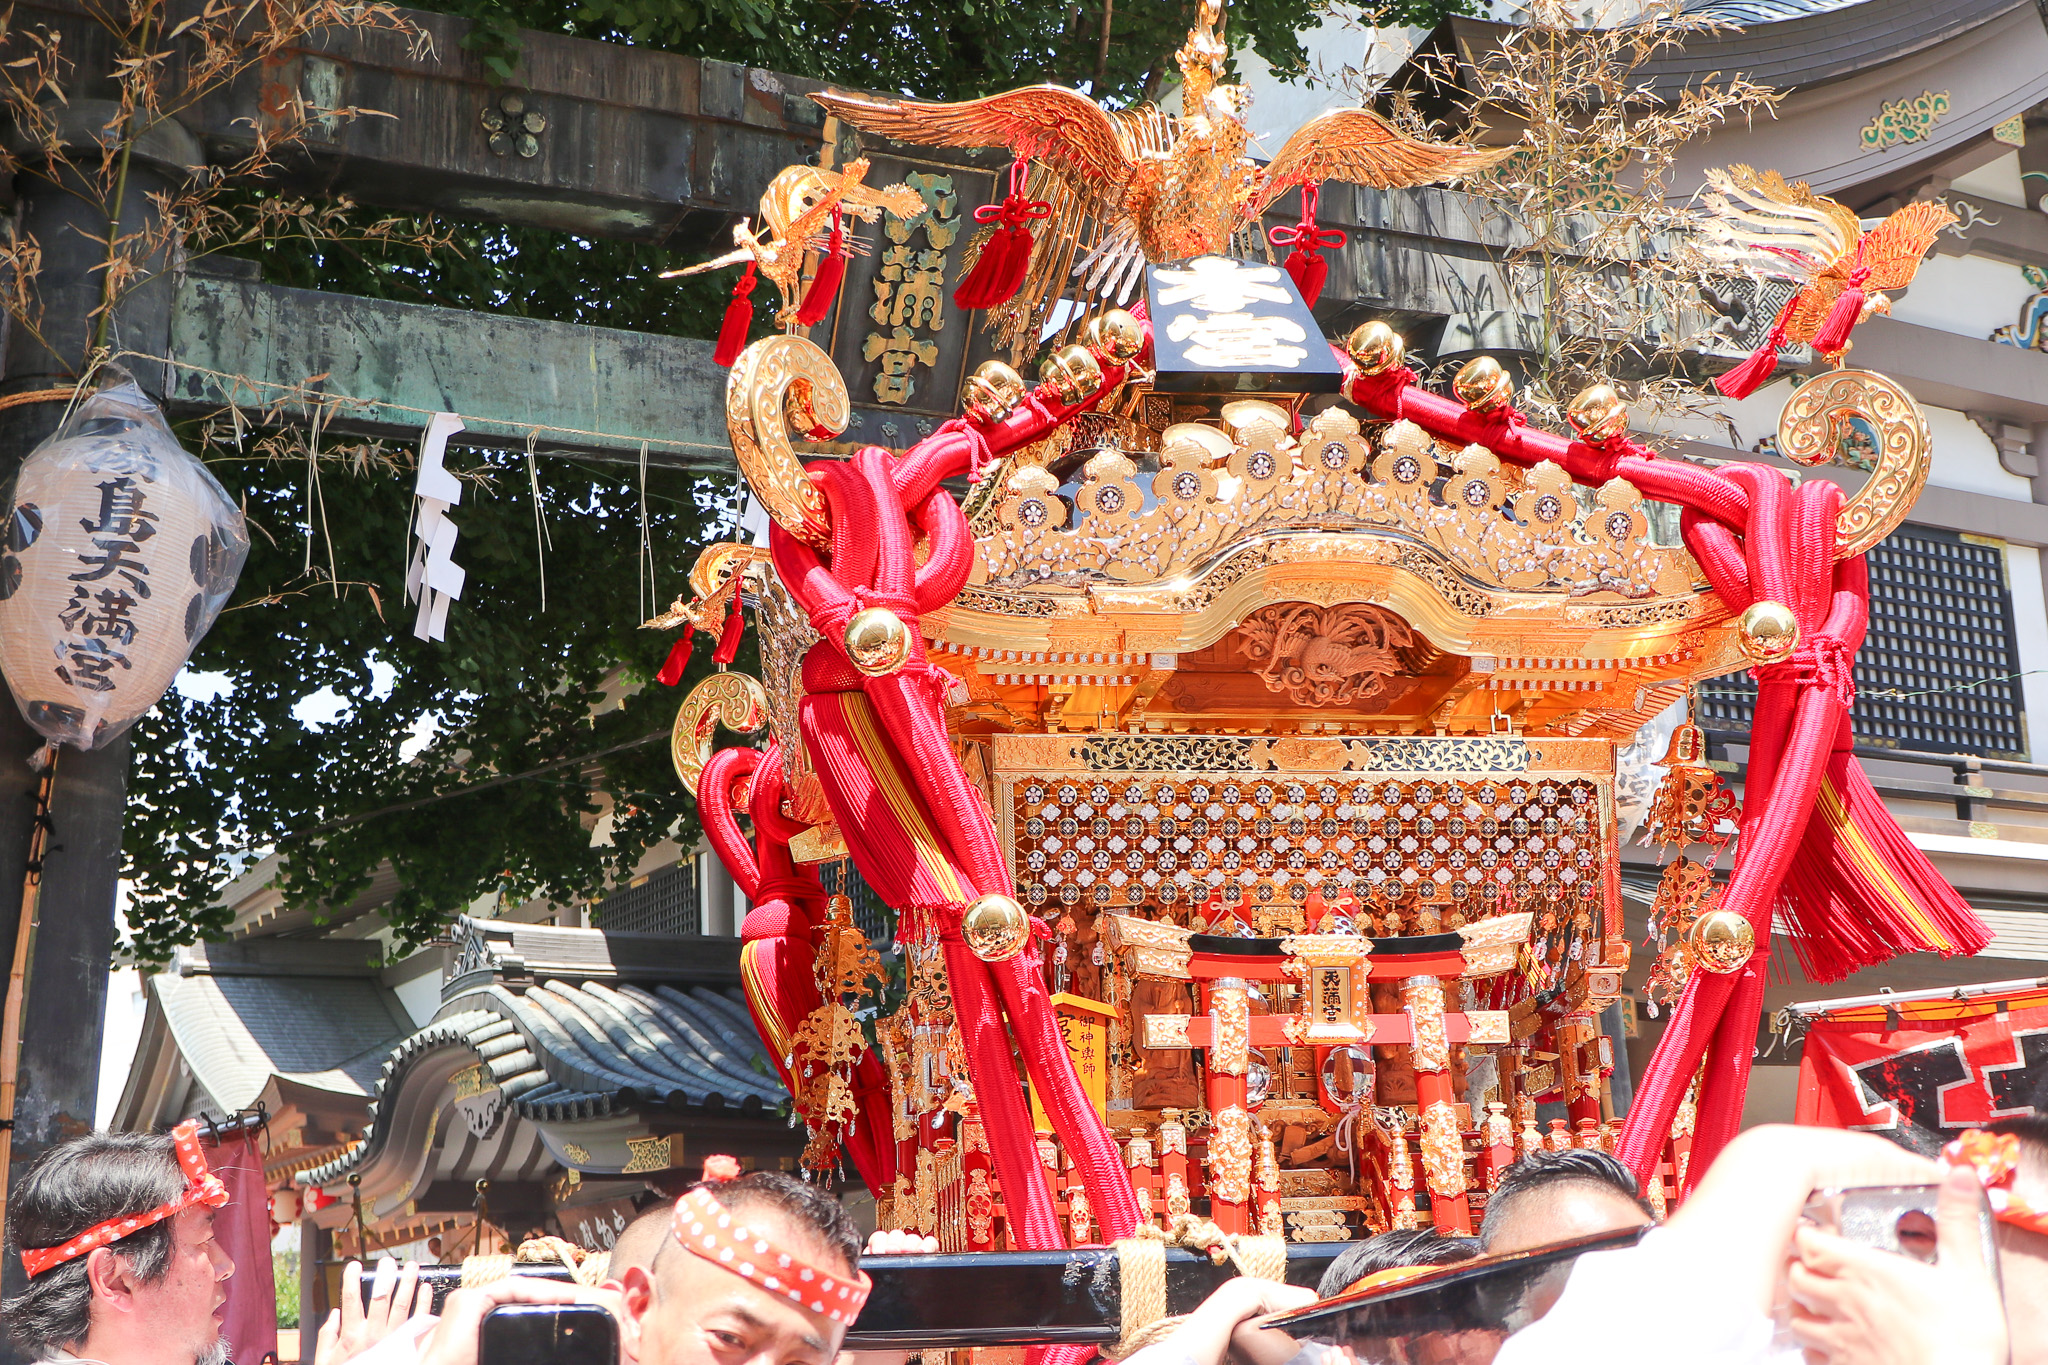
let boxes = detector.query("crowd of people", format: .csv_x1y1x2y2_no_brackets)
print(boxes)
5,1118,2038,1365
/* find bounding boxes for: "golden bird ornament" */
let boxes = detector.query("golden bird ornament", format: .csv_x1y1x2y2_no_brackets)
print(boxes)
1703,165,1955,395
812,0,1505,354
664,158,926,324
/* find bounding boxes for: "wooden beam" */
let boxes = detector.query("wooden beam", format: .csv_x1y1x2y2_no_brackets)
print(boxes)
164,271,735,467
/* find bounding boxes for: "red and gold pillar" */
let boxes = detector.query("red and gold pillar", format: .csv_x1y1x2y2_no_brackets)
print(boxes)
1403,974,1470,1234
1202,977,1253,1233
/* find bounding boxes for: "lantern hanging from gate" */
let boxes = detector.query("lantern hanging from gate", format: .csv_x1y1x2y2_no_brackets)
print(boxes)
0,379,248,750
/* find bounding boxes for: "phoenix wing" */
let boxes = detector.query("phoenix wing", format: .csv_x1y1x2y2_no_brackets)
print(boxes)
1699,165,1860,280
1849,201,1958,290
1255,108,1511,211
812,85,1134,192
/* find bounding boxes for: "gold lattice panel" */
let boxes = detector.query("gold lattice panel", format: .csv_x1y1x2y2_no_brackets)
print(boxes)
994,733,1619,934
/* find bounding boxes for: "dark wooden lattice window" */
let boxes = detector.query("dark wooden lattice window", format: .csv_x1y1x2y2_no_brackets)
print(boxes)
1697,525,2025,758
594,860,701,935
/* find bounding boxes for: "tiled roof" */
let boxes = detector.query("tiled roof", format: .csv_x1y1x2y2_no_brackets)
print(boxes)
152,968,413,1114
296,981,786,1188
1676,0,1867,21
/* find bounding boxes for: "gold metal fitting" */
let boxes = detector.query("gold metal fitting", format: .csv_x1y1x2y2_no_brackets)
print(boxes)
1344,321,1405,376
1688,908,1755,975
962,360,1026,425
1452,356,1514,413
1566,383,1629,444
1083,309,1145,364
1737,600,1800,666
1038,345,1105,406
961,893,1032,962
843,606,912,677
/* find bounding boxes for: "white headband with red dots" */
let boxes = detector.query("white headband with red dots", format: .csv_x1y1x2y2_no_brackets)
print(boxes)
670,1183,870,1326
21,1120,229,1278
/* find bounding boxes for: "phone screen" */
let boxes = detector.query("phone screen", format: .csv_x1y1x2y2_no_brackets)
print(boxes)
479,1303,620,1365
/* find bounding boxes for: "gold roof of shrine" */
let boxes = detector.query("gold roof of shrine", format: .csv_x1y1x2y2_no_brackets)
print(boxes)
929,400,1742,741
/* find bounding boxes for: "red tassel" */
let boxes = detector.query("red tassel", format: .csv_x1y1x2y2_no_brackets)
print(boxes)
954,159,1048,311
711,605,746,665
1283,248,1329,308
794,208,846,327
953,228,1016,310
1268,186,1345,310
714,262,758,367
656,636,692,686
1713,337,1780,399
1811,285,1864,357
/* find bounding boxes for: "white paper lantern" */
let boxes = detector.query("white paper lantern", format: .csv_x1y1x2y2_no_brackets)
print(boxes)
0,380,248,750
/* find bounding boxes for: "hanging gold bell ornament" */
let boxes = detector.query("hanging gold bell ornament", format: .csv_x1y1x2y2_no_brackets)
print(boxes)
1453,356,1514,413
1646,721,1740,848
1689,908,1757,974
962,893,1032,962
1038,346,1105,405
844,606,912,676
1566,383,1629,444
962,361,1026,426
1344,321,1405,375
1083,309,1145,364
1738,600,1800,665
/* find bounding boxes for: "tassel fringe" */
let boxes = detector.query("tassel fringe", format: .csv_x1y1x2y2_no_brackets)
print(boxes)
1713,337,1779,399
1811,286,1864,357
714,263,759,367
794,210,846,327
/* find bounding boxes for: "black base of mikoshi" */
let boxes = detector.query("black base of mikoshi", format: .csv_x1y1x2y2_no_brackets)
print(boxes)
345,1244,1348,1348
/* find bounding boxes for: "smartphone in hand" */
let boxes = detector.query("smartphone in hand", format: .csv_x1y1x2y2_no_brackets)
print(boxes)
479,1303,620,1365
1802,1183,2001,1274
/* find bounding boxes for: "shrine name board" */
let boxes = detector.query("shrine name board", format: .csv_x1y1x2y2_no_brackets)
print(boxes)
1145,257,1343,394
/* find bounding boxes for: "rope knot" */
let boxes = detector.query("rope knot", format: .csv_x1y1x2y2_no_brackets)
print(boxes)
1753,634,1856,706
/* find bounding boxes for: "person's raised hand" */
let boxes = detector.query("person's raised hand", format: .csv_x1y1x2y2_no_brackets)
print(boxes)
1209,1277,1319,1365
1787,1166,2008,1365
412,1276,585,1365
316,1259,431,1365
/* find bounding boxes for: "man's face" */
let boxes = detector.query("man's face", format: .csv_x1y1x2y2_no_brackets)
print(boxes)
628,1211,848,1365
1483,1186,1652,1257
126,1205,234,1365
1999,1167,2048,1365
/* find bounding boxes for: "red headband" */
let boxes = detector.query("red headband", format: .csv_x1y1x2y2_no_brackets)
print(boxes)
21,1120,229,1278
1942,1129,2048,1238
670,1186,870,1326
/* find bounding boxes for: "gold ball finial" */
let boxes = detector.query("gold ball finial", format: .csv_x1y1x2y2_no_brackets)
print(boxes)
1344,321,1405,376
843,606,912,677
1083,309,1145,364
1688,908,1756,975
961,893,1032,962
1566,383,1629,444
1453,356,1514,413
963,360,1026,425
1039,345,1105,406
1738,600,1800,666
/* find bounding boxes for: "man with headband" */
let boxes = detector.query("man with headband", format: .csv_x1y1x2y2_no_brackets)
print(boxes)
617,1158,870,1365
3,1123,237,1365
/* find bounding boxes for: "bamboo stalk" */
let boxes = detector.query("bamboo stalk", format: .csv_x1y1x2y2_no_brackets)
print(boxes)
0,745,63,1220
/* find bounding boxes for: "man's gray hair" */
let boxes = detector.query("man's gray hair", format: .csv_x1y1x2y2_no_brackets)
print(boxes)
2,1130,189,1358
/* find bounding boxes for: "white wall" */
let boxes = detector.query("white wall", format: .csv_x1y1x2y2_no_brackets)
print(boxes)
1886,253,2041,349
1952,150,2031,208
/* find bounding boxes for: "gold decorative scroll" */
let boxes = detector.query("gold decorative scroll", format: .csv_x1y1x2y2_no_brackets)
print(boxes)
622,1134,685,1175
1456,912,1534,978
1105,912,1195,979
1209,1105,1254,1205
671,672,770,796
1402,976,1451,1073
1210,983,1251,1076
1419,1102,1466,1199
971,412,1700,599
1142,1014,1194,1049
1775,369,1930,562
726,335,843,549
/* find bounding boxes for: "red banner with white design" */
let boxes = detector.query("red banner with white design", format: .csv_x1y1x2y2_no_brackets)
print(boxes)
1795,981,2048,1155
